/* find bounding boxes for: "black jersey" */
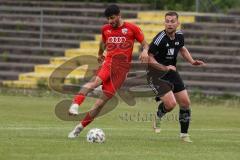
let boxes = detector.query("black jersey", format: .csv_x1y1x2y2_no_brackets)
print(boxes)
148,30,184,66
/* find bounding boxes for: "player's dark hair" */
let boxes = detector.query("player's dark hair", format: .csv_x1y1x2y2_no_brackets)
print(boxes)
165,11,179,19
104,4,120,18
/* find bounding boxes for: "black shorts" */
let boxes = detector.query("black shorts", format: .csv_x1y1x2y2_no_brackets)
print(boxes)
147,69,185,97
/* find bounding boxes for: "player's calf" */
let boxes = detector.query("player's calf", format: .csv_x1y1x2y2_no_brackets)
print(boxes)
153,103,167,133
179,107,192,142
153,101,175,133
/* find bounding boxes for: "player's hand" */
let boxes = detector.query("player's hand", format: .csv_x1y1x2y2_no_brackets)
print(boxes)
166,65,176,71
192,60,205,66
97,55,105,64
139,50,149,64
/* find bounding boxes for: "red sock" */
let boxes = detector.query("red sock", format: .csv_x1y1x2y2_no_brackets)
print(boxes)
73,93,85,105
81,112,94,127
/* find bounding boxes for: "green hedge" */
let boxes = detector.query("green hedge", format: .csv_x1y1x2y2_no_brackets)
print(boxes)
49,0,240,12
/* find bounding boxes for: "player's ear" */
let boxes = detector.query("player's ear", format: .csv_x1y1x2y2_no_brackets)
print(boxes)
177,20,180,27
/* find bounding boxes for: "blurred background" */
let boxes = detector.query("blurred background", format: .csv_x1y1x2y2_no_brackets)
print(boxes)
0,0,240,97
0,1,240,160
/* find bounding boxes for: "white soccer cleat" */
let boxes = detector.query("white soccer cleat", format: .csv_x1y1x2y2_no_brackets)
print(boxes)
68,124,83,139
180,133,193,143
68,103,79,115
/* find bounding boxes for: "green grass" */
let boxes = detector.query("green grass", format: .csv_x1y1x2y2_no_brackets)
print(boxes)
0,94,240,160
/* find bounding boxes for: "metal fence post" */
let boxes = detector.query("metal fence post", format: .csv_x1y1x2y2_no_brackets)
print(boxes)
196,0,200,12
40,9,43,48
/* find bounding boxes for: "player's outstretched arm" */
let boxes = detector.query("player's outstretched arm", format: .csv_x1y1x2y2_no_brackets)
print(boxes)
97,40,106,64
148,53,176,71
139,40,149,63
180,46,206,66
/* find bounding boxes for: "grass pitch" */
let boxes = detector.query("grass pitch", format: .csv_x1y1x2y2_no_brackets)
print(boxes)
0,94,239,160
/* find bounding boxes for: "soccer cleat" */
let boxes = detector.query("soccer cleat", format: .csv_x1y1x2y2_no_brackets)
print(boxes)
68,103,79,115
68,124,83,139
153,114,161,133
180,133,193,143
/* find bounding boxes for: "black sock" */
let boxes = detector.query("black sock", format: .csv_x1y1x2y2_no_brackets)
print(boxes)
155,96,161,102
179,107,191,133
157,103,167,119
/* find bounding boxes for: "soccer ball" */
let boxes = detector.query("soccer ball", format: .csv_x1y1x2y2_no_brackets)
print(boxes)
86,128,105,143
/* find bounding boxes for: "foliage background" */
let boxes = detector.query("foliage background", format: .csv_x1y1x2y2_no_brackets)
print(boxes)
48,0,240,12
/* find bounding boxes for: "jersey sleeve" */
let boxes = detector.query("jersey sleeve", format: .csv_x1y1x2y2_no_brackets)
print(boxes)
132,24,144,43
177,31,184,48
148,34,161,56
179,34,184,48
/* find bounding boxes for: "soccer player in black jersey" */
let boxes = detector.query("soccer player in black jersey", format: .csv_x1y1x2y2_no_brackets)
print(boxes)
147,11,205,142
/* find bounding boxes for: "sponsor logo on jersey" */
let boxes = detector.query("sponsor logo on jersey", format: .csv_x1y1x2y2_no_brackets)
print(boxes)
167,48,174,56
175,42,179,45
107,37,126,43
122,28,128,35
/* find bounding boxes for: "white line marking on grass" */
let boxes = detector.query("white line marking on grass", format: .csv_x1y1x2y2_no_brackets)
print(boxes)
0,127,239,132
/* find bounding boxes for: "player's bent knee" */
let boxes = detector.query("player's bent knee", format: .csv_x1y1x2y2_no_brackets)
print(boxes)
164,100,177,111
103,91,114,99
180,100,191,107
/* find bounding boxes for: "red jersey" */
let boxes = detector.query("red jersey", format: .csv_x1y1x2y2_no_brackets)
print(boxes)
101,22,144,63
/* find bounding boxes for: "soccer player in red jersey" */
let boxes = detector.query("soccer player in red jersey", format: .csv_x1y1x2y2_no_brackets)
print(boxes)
68,4,149,138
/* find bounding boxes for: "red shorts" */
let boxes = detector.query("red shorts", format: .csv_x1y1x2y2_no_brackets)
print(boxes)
97,60,130,98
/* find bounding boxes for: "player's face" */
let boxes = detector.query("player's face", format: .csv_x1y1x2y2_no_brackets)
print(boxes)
164,15,179,34
107,15,121,28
